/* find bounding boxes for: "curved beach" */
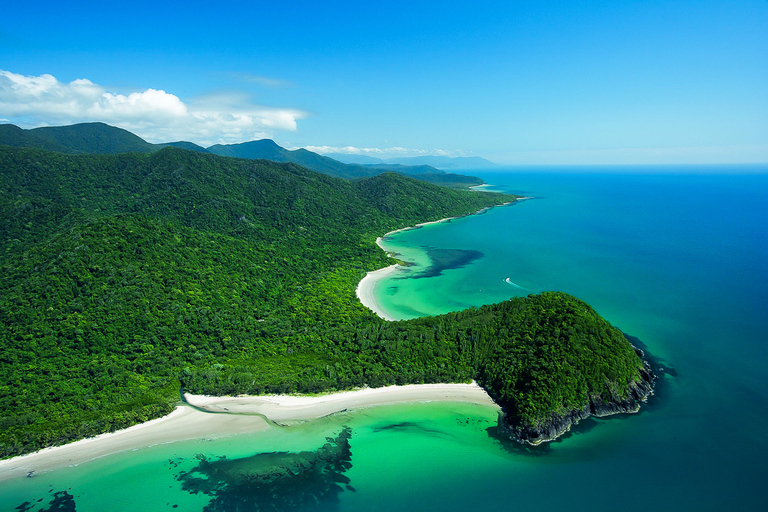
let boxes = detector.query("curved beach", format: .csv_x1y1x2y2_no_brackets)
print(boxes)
356,202,519,321
355,221,455,321
0,383,497,481
185,382,497,421
355,245,400,321
0,406,271,481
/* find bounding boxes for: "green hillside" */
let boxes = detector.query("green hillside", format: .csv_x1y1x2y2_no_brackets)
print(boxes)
0,145,650,455
207,140,483,187
0,123,482,187
207,139,370,179
159,141,210,152
0,122,156,154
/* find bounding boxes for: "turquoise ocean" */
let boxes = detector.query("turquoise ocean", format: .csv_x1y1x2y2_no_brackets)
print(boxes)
2,167,767,511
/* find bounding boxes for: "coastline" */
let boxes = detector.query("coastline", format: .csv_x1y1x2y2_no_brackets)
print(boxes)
355,259,400,321
1,199,517,482
356,199,521,321
0,406,271,482
185,382,497,421
0,383,497,481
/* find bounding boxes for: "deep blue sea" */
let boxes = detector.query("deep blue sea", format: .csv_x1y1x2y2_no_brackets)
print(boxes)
374,166,768,510
2,166,766,511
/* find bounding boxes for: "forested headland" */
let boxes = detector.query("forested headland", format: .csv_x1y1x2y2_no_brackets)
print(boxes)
0,143,652,456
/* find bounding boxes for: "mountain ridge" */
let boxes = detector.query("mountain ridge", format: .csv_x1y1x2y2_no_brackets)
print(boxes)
0,122,483,187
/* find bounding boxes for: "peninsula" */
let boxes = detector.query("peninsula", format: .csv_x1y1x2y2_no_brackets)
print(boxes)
356,215,655,445
0,124,653,458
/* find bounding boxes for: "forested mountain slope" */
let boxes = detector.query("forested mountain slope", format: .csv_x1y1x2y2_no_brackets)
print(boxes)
207,140,482,187
0,145,651,455
0,123,482,187
0,122,156,154
0,145,502,455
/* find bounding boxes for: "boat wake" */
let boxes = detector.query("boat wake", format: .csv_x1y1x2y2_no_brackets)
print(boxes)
504,277,528,291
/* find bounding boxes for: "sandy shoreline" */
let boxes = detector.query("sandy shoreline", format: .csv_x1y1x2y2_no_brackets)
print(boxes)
185,382,497,422
1,200,518,482
0,406,271,482
356,200,521,320
355,216,482,320
0,383,497,481
355,261,400,321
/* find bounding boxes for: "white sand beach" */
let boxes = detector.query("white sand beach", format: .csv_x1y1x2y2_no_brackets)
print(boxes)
185,382,497,421
0,383,497,481
0,406,270,481
355,263,401,320
355,219,465,321
355,201,518,321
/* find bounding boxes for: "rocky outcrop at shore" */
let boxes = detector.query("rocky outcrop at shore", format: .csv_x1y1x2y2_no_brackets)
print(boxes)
501,360,655,446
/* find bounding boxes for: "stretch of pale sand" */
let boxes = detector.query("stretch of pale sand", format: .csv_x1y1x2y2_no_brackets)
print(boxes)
356,202,519,321
355,261,400,321
0,383,497,481
0,406,271,481
355,219,458,321
185,382,498,422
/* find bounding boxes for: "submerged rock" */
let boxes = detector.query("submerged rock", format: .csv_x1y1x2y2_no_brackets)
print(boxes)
176,427,354,511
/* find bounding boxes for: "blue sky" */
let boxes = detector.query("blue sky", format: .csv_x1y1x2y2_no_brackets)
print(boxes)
1,0,766,164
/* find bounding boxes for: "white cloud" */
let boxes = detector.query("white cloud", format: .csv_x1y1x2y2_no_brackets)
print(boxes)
302,144,466,159
0,70,307,145
303,145,382,155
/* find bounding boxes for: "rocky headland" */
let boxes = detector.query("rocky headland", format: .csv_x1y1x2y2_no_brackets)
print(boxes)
499,355,656,446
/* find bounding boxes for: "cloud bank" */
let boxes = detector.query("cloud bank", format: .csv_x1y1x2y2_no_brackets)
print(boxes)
304,145,460,159
0,70,307,145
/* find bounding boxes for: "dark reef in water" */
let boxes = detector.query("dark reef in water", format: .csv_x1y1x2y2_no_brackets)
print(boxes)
407,247,483,279
176,427,353,511
372,421,445,436
14,490,77,512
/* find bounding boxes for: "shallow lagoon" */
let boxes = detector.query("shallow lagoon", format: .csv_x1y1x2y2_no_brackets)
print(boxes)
2,167,767,511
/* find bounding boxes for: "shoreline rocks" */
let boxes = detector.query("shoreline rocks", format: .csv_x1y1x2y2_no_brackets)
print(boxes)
499,360,656,446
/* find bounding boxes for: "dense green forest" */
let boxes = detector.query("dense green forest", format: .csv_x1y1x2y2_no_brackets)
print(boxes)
0,144,649,456
0,122,482,187
0,122,157,154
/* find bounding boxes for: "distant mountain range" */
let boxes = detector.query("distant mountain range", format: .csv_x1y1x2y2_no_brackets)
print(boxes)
0,122,486,188
326,153,497,170
207,140,440,181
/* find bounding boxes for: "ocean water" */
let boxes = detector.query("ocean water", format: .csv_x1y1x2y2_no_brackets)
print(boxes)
2,166,767,511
